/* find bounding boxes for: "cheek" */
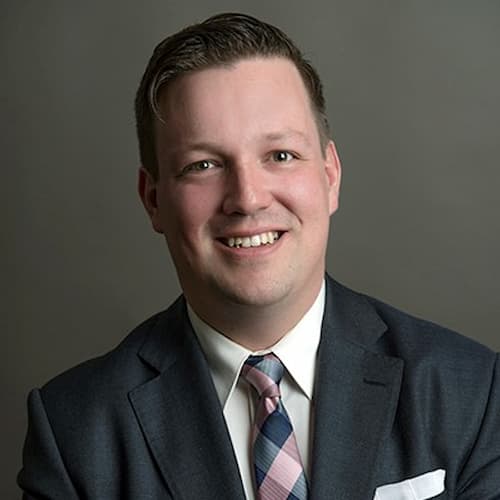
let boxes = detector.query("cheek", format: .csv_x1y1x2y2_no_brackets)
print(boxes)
161,185,218,237
283,169,332,217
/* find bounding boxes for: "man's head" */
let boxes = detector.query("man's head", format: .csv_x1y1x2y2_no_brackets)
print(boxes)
135,12,330,180
137,13,341,347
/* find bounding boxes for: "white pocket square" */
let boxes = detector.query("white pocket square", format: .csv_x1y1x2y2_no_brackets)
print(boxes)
374,469,446,500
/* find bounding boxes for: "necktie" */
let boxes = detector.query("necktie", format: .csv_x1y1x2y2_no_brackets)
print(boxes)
242,353,309,500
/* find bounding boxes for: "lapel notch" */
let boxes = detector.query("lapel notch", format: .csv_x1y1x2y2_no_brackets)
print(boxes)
129,299,246,499
310,278,404,499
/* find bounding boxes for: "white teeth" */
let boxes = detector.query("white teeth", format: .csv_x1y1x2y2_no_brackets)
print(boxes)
250,235,261,247
226,231,280,248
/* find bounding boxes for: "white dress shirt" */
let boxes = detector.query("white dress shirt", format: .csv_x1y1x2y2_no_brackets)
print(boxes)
188,282,325,500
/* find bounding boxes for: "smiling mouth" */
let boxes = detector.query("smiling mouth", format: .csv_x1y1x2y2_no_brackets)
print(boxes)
221,231,282,248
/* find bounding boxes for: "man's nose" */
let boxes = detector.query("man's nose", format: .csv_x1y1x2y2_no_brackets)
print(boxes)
221,162,273,215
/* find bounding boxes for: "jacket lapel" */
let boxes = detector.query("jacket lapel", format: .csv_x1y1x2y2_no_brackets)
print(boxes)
127,278,403,499
310,278,404,499
129,299,246,500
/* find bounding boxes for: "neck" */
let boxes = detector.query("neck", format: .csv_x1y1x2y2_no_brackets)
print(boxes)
188,282,323,351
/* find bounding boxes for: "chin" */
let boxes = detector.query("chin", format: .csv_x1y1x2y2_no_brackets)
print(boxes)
215,278,294,308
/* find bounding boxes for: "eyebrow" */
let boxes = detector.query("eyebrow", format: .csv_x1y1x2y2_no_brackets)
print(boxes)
170,129,312,157
262,129,311,144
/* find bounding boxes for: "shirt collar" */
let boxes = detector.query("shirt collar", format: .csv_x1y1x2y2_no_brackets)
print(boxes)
189,281,325,409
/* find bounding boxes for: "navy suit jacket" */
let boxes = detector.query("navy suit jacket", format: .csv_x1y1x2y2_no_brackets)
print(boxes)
18,276,500,499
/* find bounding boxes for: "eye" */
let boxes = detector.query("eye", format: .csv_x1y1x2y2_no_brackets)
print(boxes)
181,159,219,175
271,151,296,162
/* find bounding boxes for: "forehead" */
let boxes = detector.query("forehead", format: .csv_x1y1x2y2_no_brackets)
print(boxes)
155,57,318,145
161,56,309,104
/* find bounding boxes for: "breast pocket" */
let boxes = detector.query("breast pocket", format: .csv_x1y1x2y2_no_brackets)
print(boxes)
374,469,445,500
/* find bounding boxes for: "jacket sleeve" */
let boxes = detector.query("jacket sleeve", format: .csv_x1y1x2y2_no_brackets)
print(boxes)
457,353,500,499
17,389,79,500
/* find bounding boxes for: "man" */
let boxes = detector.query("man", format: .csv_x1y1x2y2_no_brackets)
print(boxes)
18,13,499,499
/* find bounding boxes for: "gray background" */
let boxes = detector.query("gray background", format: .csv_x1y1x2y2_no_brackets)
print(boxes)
3,1,499,496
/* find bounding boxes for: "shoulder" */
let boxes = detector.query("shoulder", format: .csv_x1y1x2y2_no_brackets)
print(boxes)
42,313,157,392
354,286,498,415
326,276,497,374
38,297,186,416
365,292,496,366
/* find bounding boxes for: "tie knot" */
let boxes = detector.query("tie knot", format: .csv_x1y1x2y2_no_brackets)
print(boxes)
241,353,284,398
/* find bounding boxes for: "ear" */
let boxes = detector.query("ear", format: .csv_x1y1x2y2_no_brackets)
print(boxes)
324,140,342,215
138,167,163,233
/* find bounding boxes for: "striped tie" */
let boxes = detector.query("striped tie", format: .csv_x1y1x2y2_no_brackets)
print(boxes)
242,353,309,500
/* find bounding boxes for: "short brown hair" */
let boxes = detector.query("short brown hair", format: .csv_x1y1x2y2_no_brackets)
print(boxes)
135,12,330,179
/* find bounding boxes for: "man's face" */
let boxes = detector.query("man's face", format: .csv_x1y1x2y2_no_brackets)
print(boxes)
140,57,341,321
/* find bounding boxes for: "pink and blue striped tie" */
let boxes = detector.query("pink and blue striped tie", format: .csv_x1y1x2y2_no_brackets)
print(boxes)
242,353,309,500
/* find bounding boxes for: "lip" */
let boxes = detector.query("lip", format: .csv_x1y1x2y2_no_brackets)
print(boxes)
216,231,287,257
216,228,286,240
